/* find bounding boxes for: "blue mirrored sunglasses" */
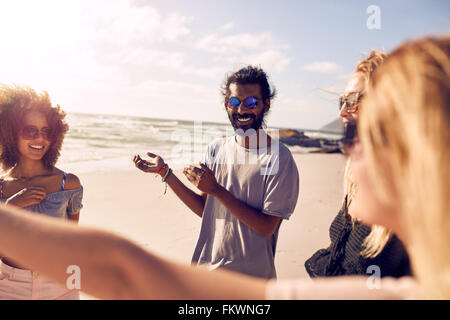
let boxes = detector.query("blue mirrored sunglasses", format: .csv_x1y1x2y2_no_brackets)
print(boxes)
227,96,258,109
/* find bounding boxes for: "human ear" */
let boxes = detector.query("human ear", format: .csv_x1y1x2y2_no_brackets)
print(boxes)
264,99,270,113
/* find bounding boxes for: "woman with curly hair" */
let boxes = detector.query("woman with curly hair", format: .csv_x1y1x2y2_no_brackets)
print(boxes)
0,84,83,300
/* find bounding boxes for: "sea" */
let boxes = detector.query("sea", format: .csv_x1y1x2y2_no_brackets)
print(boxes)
59,112,343,173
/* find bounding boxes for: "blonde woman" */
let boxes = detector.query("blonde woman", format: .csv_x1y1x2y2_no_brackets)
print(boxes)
305,50,411,278
0,36,447,299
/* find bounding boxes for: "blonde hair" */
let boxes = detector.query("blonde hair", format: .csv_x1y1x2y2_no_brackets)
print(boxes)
359,36,450,299
355,50,388,88
344,50,391,258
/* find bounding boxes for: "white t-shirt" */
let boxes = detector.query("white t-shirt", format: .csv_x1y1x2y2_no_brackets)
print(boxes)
191,135,300,279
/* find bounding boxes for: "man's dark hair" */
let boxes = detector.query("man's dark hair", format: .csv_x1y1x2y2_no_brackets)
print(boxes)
221,65,277,105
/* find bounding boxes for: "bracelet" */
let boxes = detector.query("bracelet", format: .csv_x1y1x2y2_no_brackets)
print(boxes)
161,168,172,196
162,168,172,183
157,164,168,175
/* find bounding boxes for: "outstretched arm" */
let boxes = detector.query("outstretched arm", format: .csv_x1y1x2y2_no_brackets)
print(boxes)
0,204,267,299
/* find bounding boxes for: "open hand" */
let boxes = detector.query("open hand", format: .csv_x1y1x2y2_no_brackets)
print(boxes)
133,152,165,175
6,186,47,208
183,163,220,196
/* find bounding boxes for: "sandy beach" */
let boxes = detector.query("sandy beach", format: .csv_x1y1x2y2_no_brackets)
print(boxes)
74,152,346,299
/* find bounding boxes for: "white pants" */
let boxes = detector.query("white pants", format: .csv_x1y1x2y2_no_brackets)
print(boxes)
0,261,79,300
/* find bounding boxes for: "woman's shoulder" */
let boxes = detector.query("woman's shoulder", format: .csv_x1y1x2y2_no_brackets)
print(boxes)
64,173,82,191
53,168,81,191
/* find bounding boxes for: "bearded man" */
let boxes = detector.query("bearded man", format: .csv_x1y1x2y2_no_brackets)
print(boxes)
134,66,299,279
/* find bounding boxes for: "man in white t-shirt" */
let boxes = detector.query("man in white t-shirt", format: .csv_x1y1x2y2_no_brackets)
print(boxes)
134,65,299,278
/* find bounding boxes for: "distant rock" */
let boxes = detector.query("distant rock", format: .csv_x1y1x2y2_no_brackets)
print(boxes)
269,129,341,153
309,146,342,154
320,118,344,133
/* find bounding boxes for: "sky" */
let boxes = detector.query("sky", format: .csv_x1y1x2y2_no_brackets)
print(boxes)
0,0,449,130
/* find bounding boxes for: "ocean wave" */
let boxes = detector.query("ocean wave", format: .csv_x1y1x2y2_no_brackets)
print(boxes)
61,113,339,167
151,120,179,127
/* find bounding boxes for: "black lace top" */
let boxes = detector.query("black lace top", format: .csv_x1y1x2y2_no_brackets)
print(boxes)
305,196,412,278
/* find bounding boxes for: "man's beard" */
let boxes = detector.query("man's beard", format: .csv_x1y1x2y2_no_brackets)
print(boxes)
228,110,266,135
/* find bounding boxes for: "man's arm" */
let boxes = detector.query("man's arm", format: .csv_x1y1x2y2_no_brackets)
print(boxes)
134,154,206,217
213,185,281,237
0,204,267,299
184,164,281,237
164,171,207,218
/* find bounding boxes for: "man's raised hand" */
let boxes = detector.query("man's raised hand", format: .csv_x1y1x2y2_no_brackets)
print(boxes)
183,163,221,196
133,152,165,174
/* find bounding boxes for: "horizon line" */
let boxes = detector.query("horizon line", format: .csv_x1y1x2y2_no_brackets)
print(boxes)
66,111,342,134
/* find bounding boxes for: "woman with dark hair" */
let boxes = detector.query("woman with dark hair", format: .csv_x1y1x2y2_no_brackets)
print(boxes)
0,84,82,300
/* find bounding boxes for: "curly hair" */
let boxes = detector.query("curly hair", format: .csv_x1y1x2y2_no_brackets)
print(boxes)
0,84,69,171
221,65,277,105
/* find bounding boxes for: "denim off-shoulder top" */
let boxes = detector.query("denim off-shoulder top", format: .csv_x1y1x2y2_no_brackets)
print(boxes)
0,172,83,220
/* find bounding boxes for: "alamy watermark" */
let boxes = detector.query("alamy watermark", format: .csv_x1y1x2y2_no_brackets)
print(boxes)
168,122,280,175
366,265,381,290
66,264,81,290
367,5,381,30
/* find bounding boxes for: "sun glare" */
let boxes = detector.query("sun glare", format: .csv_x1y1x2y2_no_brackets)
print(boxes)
0,1,81,49
0,1,88,92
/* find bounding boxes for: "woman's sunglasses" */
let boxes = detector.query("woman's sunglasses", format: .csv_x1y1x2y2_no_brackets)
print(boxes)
21,125,52,141
339,123,358,155
339,92,363,113
227,96,258,109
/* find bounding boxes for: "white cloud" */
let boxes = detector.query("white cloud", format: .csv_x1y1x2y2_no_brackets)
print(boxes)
0,0,196,84
75,1,232,82
195,30,291,73
0,0,300,126
195,31,287,54
301,61,343,73
81,0,193,47
220,22,235,31
135,80,216,101
228,50,292,73
101,48,227,80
